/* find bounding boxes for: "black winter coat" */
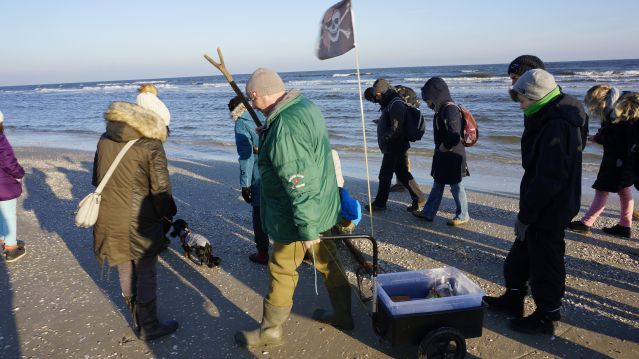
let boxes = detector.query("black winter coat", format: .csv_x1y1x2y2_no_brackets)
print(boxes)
518,94,583,229
422,77,468,184
377,91,410,154
591,121,635,192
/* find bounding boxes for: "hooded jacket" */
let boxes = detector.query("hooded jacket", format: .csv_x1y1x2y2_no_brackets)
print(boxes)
421,77,468,184
92,102,172,266
591,120,635,193
518,93,583,229
0,133,25,201
233,102,265,207
258,90,340,243
376,90,410,154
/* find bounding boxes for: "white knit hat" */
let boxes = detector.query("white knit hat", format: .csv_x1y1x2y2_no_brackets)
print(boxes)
136,92,171,126
0,110,3,123
331,150,344,188
511,69,557,101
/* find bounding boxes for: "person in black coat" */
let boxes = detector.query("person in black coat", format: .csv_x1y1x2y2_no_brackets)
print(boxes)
366,78,425,212
413,77,470,226
568,85,635,238
484,69,584,335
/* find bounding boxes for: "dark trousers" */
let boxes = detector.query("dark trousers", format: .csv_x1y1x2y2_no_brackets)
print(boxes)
504,225,566,312
117,255,158,304
252,205,269,253
373,150,424,206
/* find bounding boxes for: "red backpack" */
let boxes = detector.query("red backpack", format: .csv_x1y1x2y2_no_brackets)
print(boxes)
444,102,478,147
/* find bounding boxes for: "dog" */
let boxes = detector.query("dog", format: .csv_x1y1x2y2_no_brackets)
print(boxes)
169,219,220,267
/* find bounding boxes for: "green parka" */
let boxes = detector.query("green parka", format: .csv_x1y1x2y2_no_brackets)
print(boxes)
258,90,340,243
92,102,173,266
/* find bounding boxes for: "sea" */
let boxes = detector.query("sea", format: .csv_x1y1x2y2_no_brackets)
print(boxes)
1,59,639,195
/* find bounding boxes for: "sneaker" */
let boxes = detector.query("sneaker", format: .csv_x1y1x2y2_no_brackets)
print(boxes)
389,183,406,192
249,251,269,265
568,220,590,233
447,218,469,226
602,224,631,238
0,240,25,251
411,211,433,222
364,204,387,212
483,289,526,318
4,246,26,263
406,200,425,212
509,309,560,335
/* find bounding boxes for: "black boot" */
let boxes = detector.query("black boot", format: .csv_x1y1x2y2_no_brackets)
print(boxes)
122,295,139,334
483,288,526,318
135,298,179,341
312,285,354,330
510,309,560,335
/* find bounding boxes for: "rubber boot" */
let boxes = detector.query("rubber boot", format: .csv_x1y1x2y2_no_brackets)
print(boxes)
510,308,560,335
312,285,354,330
122,294,139,334
235,301,291,348
483,288,526,318
135,298,179,341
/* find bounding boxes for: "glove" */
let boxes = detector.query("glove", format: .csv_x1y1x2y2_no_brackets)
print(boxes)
438,143,448,152
302,238,321,250
514,218,529,242
241,187,253,203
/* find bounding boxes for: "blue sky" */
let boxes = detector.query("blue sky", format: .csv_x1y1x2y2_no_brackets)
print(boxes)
1,0,638,86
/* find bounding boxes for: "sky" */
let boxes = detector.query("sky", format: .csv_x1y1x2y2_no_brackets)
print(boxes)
1,0,638,86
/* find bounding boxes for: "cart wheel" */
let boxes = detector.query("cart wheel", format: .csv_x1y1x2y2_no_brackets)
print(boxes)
417,327,466,359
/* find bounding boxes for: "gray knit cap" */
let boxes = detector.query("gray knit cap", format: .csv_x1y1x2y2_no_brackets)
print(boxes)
511,69,557,101
246,68,286,97
372,78,394,95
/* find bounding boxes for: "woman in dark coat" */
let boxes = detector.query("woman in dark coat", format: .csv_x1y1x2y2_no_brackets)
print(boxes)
92,102,178,340
569,85,635,238
414,77,470,226
0,110,26,262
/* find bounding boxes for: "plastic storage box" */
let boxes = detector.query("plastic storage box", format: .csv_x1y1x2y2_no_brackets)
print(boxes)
376,267,485,316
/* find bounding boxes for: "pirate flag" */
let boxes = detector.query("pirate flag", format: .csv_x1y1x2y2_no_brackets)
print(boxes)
317,0,355,60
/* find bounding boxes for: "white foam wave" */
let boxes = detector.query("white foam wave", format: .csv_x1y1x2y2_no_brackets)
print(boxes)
333,73,354,77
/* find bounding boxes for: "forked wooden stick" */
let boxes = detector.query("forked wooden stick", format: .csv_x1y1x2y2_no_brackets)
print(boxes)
204,48,263,127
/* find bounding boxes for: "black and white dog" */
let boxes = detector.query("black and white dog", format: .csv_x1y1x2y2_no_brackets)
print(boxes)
169,219,220,267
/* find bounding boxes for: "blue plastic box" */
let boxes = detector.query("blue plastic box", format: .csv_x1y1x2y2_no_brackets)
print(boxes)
376,267,484,316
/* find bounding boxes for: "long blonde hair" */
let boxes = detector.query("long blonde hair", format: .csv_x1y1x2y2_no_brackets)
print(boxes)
613,92,639,123
585,84,614,121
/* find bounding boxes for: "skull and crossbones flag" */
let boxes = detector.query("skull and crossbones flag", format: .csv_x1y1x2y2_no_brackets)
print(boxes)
317,0,355,60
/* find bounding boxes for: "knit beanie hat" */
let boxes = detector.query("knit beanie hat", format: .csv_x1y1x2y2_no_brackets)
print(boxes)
510,69,557,101
372,78,394,95
507,55,545,76
136,92,171,126
246,68,285,97
0,110,3,123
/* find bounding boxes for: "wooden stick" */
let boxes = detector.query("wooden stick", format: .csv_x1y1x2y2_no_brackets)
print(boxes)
204,48,263,127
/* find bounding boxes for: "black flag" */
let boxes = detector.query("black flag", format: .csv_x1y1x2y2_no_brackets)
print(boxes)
317,0,355,60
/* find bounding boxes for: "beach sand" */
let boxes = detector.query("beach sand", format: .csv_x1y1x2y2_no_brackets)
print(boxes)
1,146,637,358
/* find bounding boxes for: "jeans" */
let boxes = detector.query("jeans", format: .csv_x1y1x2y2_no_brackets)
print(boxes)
0,199,17,247
421,181,469,221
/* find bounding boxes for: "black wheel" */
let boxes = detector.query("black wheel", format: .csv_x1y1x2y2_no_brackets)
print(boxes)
417,327,466,359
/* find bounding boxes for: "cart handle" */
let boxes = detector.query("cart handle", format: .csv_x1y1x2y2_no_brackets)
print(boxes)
320,234,378,277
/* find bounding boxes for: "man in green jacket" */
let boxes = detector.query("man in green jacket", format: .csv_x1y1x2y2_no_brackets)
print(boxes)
234,68,353,348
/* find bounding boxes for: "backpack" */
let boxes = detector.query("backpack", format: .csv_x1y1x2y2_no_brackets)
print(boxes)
444,102,478,147
395,85,420,107
389,94,426,142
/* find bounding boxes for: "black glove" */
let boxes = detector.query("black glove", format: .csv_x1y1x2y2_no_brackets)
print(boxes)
241,187,253,203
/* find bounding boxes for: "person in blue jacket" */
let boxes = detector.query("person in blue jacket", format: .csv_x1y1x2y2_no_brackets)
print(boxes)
229,96,270,264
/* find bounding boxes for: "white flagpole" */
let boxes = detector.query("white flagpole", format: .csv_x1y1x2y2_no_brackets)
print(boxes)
349,3,374,237
350,2,377,314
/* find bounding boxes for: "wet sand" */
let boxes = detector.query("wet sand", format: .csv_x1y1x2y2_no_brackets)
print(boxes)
1,146,637,358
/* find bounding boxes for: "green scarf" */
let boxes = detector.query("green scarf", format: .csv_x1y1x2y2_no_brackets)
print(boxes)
523,86,561,117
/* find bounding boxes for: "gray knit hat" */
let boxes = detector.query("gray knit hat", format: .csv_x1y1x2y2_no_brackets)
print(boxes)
372,78,394,95
246,68,285,97
510,69,557,101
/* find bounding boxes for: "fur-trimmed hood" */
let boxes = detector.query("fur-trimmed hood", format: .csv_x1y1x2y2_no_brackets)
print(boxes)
231,101,247,120
104,101,167,142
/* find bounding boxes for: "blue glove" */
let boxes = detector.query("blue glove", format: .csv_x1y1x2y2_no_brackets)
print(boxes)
514,218,529,242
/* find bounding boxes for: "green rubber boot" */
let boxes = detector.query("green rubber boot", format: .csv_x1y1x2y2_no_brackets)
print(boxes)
312,285,354,330
235,301,291,348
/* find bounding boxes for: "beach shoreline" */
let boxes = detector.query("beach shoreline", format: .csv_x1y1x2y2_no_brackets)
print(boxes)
1,146,636,358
